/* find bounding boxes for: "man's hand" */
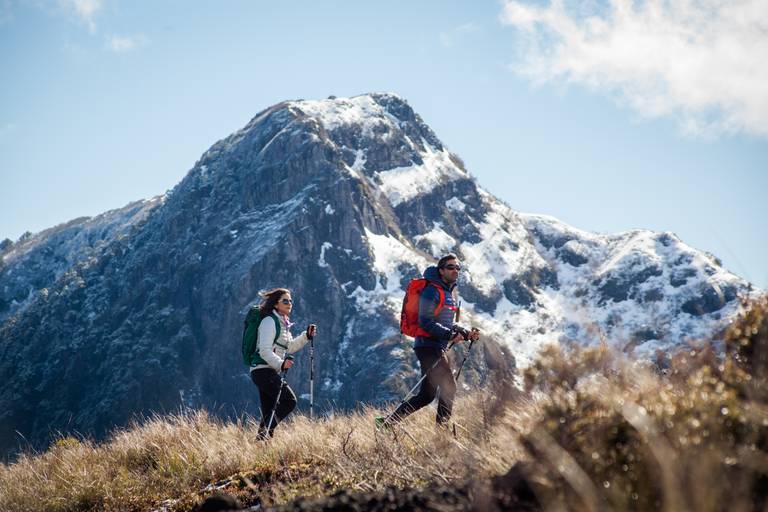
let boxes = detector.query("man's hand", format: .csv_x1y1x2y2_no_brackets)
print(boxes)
469,328,480,342
281,358,294,371
307,324,317,339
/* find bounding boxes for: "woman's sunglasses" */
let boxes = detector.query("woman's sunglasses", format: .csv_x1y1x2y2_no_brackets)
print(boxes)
280,298,293,305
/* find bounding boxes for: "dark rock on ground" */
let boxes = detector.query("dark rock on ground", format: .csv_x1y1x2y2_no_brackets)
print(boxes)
223,462,547,512
195,491,244,512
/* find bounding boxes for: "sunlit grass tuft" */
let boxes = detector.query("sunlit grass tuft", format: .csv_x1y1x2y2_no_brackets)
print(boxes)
1,297,766,511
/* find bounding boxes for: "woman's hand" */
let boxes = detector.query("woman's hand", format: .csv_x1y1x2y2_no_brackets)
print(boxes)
281,358,294,371
306,324,317,339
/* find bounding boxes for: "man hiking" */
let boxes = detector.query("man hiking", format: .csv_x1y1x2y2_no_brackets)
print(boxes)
386,253,480,427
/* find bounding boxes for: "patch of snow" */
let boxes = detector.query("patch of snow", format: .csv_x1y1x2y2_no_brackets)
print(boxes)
446,197,466,212
414,223,456,257
325,204,335,215
460,201,541,295
520,211,604,246
351,149,367,172
377,141,467,207
257,123,294,157
291,95,401,138
598,231,661,277
348,229,429,320
318,242,333,268
365,229,424,278
562,239,588,258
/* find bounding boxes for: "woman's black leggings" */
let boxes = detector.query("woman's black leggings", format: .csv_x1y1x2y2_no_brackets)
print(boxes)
391,346,456,425
250,367,297,437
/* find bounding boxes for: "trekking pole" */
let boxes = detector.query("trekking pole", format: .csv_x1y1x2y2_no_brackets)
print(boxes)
377,340,457,427
454,329,479,380
449,329,479,439
267,355,293,435
309,331,315,420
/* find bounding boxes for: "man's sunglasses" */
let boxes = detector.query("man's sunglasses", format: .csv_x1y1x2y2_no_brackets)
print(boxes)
442,264,462,271
280,299,293,305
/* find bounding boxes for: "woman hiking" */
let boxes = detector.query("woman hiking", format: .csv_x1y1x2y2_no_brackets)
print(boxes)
250,288,317,440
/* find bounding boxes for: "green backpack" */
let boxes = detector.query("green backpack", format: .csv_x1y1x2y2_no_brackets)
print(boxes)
241,307,283,366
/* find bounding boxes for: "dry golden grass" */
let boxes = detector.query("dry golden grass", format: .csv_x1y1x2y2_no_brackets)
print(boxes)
0,386,526,512
1,296,766,511
512,296,768,511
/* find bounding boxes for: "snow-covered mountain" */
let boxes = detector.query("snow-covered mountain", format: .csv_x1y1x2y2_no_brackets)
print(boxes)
0,93,758,458
0,199,161,324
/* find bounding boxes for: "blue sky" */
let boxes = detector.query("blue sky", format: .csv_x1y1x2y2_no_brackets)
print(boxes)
1,1,766,288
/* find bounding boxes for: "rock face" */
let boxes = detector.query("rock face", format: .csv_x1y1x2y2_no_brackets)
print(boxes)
0,93,758,458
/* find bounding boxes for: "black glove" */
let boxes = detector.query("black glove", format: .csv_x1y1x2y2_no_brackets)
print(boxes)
306,324,317,339
451,325,470,341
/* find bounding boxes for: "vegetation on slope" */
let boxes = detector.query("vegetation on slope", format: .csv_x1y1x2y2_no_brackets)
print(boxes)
1,297,766,511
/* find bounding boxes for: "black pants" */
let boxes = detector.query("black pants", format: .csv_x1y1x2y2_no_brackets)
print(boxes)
391,346,456,424
250,367,297,438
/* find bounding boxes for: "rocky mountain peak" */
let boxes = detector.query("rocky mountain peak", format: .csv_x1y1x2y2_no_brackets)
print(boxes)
0,93,759,460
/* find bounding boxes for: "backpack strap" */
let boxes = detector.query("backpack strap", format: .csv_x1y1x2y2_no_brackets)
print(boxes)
429,283,460,320
269,312,287,349
430,283,446,317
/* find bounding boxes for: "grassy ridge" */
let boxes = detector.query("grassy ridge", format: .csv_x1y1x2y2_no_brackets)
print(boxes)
1,297,766,511
0,395,521,511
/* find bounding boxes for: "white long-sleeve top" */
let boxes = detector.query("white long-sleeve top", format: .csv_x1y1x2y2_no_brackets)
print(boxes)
251,313,309,372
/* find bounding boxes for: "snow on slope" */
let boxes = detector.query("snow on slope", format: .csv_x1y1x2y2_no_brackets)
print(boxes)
376,141,468,207
290,93,468,207
0,197,163,322
520,212,755,358
356,187,757,368
288,93,759,369
289,95,400,138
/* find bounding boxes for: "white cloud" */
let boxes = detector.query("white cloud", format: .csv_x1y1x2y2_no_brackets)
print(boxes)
0,1,103,29
106,33,149,53
439,22,481,48
58,0,102,31
500,0,768,138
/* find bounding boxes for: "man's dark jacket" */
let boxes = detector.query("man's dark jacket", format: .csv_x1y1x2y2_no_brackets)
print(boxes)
415,266,458,350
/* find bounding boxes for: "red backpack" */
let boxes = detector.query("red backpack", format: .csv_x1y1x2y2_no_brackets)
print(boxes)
400,278,449,338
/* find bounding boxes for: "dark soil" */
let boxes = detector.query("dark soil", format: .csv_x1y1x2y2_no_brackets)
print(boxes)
194,462,543,512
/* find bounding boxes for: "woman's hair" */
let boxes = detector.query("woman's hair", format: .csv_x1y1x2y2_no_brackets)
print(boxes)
258,288,290,316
